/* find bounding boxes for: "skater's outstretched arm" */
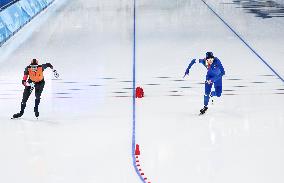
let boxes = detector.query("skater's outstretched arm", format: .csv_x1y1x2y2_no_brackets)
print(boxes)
183,59,196,78
42,63,59,78
42,63,54,70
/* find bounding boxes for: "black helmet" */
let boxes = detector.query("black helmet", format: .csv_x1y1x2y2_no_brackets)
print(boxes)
30,58,38,65
206,52,214,59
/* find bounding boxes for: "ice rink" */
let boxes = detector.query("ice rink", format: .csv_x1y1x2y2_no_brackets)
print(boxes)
0,0,284,182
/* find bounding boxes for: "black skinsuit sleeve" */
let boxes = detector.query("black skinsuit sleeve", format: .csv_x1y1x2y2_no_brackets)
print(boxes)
42,63,54,71
22,67,29,85
24,67,29,75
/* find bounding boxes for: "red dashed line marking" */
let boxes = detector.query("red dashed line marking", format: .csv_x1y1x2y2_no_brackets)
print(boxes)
135,144,152,183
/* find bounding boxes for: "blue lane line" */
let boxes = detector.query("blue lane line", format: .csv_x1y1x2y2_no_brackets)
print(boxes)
201,0,284,84
132,0,147,182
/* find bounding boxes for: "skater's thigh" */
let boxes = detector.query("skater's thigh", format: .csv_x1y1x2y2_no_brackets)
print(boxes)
35,82,45,98
205,83,213,95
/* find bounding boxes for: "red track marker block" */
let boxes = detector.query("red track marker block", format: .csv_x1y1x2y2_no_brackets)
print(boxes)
135,87,144,98
135,144,141,155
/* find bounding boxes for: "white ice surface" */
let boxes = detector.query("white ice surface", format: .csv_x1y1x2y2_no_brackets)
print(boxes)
0,0,284,183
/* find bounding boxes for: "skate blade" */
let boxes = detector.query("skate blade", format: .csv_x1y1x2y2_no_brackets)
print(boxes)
11,117,20,120
199,110,207,116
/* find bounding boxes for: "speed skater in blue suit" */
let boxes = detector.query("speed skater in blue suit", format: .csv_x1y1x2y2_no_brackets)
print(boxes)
183,52,225,114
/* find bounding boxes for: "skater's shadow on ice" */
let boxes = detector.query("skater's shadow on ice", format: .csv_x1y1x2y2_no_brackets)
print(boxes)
12,118,59,125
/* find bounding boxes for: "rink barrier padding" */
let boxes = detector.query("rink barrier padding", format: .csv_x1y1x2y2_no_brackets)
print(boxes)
0,0,55,47
0,0,19,10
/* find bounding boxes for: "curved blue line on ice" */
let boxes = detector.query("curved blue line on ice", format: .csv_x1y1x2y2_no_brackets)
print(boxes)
132,0,147,182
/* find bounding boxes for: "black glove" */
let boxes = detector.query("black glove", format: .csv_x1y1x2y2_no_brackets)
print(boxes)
22,80,27,86
53,69,59,78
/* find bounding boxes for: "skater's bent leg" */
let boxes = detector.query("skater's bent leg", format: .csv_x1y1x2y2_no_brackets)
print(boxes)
214,85,222,97
204,83,212,106
22,86,32,104
13,87,31,118
34,81,45,116
20,86,32,112
34,81,45,104
204,95,210,106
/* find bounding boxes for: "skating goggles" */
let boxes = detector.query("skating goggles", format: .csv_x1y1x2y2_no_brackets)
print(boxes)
30,65,38,72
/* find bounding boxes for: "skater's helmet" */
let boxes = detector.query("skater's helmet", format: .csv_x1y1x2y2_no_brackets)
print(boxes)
205,52,214,59
30,58,39,65
30,59,39,72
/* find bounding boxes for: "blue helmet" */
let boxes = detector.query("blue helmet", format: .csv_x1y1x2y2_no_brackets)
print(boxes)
206,52,214,59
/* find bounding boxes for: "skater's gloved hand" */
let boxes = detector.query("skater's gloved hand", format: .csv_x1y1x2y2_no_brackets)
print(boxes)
183,68,190,78
24,81,35,87
22,80,27,86
53,69,59,78
29,82,35,92
29,82,35,88
206,80,212,84
22,80,34,87
183,59,196,78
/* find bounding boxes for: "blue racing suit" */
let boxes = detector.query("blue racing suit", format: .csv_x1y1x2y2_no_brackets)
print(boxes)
184,57,225,106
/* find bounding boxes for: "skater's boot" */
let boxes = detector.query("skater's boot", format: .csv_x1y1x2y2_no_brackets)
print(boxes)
12,102,26,119
200,106,208,115
34,106,39,118
34,99,40,118
13,112,23,119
